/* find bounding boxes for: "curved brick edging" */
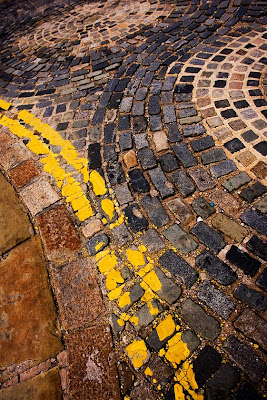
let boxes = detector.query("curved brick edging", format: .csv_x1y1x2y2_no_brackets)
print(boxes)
0,125,121,399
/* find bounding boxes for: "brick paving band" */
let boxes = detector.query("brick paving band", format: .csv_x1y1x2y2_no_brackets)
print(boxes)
0,1,266,399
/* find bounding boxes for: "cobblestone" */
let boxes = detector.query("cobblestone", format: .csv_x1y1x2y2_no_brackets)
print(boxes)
1,1,267,397
181,299,221,341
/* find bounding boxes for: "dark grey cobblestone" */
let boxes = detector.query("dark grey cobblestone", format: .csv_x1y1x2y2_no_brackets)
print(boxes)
196,250,237,285
141,195,170,228
190,221,225,253
197,280,236,319
181,299,221,341
234,284,267,311
159,249,198,288
224,335,266,383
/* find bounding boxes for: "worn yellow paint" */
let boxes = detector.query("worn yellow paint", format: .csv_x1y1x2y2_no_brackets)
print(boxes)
137,263,153,278
117,318,125,327
145,367,153,376
153,378,157,383
147,300,159,316
120,312,130,322
97,252,118,274
106,269,124,291
108,284,125,301
0,115,49,155
159,348,166,357
157,384,161,390
130,316,139,326
95,241,106,253
110,215,125,229
143,270,162,292
138,245,147,253
18,110,89,182
0,114,94,221
95,249,110,261
89,170,107,195
118,291,131,309
0,98,11,110
165,333,190,367
126,340,148,369
126,248,145,268
156,315,176,342
174,362,203,400
141,288,154,302
174,383,185,400
101,198,115,221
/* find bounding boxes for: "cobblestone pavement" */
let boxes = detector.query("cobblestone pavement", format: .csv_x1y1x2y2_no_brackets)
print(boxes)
0,0,266,399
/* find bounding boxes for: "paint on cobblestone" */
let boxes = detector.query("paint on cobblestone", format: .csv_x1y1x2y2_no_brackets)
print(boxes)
126,339,149,369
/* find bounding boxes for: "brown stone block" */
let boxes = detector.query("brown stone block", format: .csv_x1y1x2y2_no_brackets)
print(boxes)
0,171,33,255
0,367,62,400
51,257,105,330
8,159,40,188
0,130,14,154
0,143,30,170
251,161,267,180
66,325,121,400
209,189,240,217
234,309,267,351
0,236,63,377
37,204,81,264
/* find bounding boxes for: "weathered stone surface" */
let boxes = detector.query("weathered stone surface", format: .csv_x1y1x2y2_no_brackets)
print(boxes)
190,221,225,253
0,236,63,375
234,308,267,351
130,379,158,400
140,229,165,252
181,299,221,341
37,204,81,264
8,158,40,188
196,250,237,285
0,368,62,400
163,224,198,254
51,257,105,330
66,325,121,400
191,197,215,219
166,197,194,225
0,171,32,255
223,335,266,383
132,300,162,331
212,213,247,242
143,266,181,305
223,171,251,192
241,209,267,235
226,245,261,277
159,249,198,288
234,284,267,311
141,195,170,228
20,177,60,215
209,189,240,217
86,233,109,255
197,280,236,319
145,357,173,387
112,223,133,246
189,167,215,191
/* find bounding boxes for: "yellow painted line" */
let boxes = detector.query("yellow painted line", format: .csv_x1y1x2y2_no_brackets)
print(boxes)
0,98,11,110
18,110,89,183
1,101,205,400
0,114,94,221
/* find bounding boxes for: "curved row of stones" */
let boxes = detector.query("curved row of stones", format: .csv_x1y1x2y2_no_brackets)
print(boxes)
0,0,266,399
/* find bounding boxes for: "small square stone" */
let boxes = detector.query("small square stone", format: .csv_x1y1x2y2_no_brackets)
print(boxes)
21,178,59,215
112,223,133,246
114,183,133,205
140,229,165,252
224,138,245,153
